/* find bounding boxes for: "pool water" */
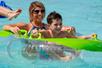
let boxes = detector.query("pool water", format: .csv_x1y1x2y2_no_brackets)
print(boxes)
0,0,102,68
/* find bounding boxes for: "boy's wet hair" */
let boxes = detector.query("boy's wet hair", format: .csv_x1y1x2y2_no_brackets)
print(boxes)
47,11,62,24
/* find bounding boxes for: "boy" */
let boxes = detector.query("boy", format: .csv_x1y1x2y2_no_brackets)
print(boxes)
31,11,94,61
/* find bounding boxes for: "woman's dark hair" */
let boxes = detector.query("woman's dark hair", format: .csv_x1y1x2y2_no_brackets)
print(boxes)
47,11,62,24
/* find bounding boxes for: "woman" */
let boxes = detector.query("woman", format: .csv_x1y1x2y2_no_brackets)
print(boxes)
3,1,75,35
3,1,47,34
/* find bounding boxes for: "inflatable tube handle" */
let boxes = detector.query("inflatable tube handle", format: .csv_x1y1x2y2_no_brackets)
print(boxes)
29,32,42,39
18,30,28,38
91,34,98,40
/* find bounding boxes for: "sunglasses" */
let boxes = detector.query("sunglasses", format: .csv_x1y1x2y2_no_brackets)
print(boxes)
32,9,45,14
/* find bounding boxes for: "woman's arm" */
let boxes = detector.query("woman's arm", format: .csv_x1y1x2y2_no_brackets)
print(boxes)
3,22,25,33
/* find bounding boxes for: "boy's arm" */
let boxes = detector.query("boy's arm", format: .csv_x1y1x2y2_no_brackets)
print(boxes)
66,31,93,39
76,35,92,39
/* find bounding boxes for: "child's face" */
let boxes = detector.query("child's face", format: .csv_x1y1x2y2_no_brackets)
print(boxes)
49,19,62,32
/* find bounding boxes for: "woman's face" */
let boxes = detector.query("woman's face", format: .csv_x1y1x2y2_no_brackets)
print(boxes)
32,7,45,22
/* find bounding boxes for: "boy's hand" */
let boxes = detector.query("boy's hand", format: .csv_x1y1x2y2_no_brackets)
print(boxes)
61,26,76,35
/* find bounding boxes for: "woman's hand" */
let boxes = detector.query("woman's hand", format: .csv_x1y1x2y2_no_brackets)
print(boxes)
32,29,38,34
31,29,40,38
10,26,20,34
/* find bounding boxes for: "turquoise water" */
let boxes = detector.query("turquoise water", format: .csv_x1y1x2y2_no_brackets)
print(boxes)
0,0,102,68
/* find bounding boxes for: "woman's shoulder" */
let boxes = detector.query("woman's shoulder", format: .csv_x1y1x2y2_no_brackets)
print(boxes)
42,23,49,29
16,22,32,27
42,23,47,26
16,22,26,25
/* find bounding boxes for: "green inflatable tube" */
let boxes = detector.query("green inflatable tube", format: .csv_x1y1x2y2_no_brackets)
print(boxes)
0,30,102,51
